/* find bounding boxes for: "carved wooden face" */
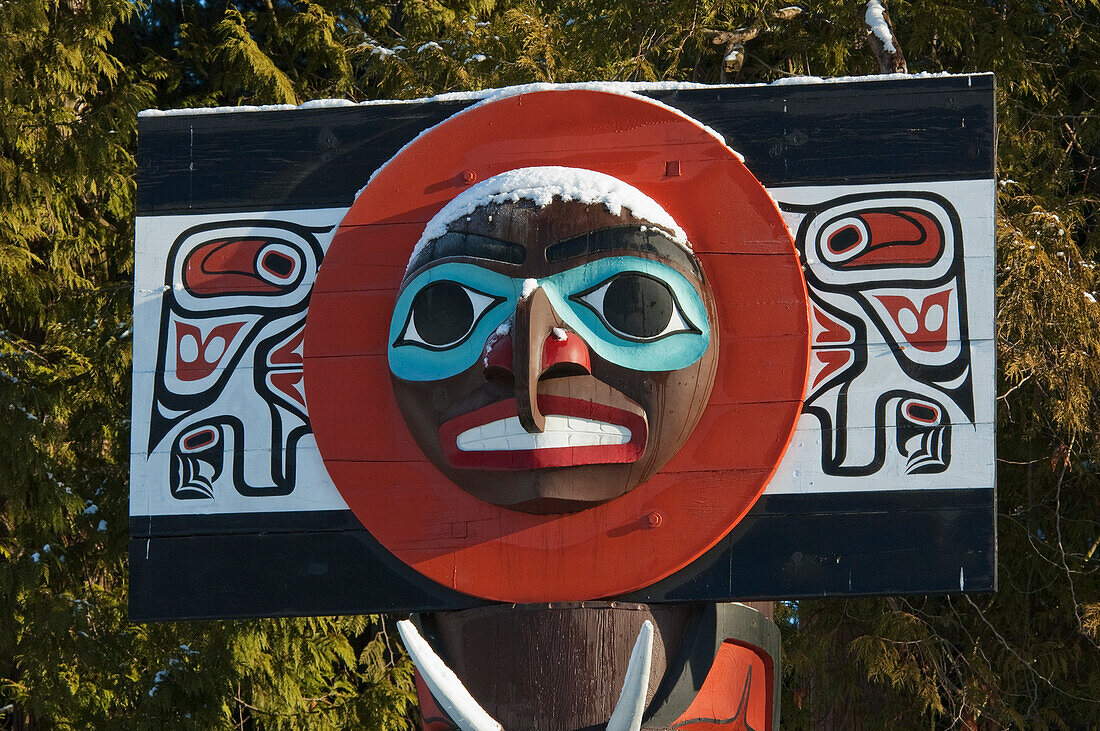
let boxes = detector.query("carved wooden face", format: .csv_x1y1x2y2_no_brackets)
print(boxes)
389,197,718,513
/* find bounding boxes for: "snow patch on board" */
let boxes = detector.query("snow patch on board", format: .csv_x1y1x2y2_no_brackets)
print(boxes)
770,71,951,86
408,166,690,273
138,74,975,117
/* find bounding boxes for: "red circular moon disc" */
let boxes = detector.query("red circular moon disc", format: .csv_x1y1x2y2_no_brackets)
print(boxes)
303,89,810,602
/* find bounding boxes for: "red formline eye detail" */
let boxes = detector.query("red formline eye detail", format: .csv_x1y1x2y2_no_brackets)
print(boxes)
183,239,296,294
181,427,218,451
904,401,940,424
838,210,943,268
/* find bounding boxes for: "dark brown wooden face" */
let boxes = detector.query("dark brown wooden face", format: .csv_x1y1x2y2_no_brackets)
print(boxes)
389,198,718,513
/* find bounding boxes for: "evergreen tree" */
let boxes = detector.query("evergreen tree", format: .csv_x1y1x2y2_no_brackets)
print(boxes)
1,0,1097,727
1,2,413,728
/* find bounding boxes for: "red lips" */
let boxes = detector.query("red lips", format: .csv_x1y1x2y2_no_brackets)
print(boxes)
439,395,647,470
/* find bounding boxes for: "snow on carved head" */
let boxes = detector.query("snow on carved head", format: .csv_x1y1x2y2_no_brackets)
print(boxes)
408,166,689,273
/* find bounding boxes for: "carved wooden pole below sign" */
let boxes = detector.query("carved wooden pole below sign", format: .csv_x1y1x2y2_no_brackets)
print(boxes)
407,603,780,730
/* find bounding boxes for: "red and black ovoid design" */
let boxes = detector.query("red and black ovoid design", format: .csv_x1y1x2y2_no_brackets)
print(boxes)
787,192,973,477
148,221,325,499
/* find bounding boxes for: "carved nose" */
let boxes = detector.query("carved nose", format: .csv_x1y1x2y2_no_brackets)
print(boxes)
481,286,590,433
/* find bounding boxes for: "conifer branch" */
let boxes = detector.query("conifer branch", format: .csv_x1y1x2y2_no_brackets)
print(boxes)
702,7,802,82
964,595,1100,705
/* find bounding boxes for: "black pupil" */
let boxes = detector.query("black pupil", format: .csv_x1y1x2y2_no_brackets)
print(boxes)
411,282,474,346
602,274,674,339
829,225,861,253
263,251,294,276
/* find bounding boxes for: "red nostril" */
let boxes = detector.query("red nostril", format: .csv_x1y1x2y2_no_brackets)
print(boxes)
482,330,590,375
541,330,590,372
483,330,513,372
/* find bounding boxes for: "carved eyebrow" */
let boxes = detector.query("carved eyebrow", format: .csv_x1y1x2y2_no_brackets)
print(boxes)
545,226,696,271
407,231,526,272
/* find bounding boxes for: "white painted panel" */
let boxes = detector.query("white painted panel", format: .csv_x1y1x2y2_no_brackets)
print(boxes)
131,178,994,515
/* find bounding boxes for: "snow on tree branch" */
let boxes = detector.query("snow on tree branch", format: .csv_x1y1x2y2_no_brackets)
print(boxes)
864,0,907,74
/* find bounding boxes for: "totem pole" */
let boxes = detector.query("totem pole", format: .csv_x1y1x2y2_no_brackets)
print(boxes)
131,77,997,730
303,95,799,727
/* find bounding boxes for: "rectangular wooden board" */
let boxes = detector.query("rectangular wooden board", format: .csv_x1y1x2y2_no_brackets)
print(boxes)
131,75,996,620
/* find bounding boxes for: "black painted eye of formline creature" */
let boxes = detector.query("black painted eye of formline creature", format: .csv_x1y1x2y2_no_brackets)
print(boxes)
387,168,719,514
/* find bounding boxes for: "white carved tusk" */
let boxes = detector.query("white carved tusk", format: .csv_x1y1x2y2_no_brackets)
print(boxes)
396,619,503,731
605,619,654,731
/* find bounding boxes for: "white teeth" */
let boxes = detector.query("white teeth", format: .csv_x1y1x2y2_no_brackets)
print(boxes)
455,415,630,451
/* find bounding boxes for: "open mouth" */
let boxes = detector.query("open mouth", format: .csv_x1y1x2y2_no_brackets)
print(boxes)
439,395,647,469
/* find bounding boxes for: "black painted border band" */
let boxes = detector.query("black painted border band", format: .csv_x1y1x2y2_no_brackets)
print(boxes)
137,75,995,215
129,488,995,621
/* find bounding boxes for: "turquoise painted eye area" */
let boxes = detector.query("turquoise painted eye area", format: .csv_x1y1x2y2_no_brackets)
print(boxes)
389,263,515,381
389,257,711,381
393,281,504,351
544,256,711,373
571,272,699,342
